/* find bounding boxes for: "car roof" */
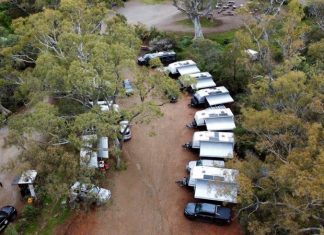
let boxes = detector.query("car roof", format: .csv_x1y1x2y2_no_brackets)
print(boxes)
198,203,216,214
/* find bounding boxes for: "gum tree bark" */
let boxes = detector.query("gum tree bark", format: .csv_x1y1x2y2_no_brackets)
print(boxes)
173,0,220,39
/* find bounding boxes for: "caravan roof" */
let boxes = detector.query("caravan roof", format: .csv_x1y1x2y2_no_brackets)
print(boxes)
189,72,212,80
206,93,234,106
192,131,234,146
189,166,238,203
194,108,236,131
12,170,37,185
205,117,236,131
194,179,238,203
191,78,216,90
199,141,234,159
167,60,200,75
194,86,229,99
189,166,237,184
80,134,98,168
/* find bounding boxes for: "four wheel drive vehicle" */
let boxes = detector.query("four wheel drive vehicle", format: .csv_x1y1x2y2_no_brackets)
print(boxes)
184,203,231,224
123,79,134,96
0,206,17,232
69,182,111,206
137,51,176,66
119,120,131,141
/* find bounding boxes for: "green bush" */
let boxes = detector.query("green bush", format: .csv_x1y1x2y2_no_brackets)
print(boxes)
22,205,40,222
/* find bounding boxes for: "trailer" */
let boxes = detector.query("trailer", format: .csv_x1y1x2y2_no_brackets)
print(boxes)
190,86,234,107
80,134,99,168
188,107,236,131
187,166,238,203
180,72,216,91
12,170,38,199
184,131,234,159
165,60,200,78
186,159,225,172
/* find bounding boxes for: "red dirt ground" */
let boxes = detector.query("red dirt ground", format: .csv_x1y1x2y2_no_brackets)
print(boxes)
55,94,242,235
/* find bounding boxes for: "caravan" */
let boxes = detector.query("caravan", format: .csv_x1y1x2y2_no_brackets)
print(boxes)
165,60,200,78
180,72,216,91
190,86,234,107
183,131,234,159
188,107,236,131
185,166,238,203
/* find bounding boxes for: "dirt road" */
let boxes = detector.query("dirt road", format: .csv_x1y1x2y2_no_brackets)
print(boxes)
117,0,245,33
0,127,23,210
55,94,242,235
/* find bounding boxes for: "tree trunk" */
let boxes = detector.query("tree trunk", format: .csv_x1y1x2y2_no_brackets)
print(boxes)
0,103,11,116
191,16,204,39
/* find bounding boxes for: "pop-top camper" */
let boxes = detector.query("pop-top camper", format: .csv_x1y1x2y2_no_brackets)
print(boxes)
190,86,234,107
184,131,234,159
188,107,236,131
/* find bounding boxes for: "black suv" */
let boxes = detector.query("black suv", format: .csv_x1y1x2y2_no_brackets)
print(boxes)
184,202,231,224
0,206,17,232
137,51,176,66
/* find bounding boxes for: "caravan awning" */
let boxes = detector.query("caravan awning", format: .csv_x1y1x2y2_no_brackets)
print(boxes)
178,65,200,76
205,117,236,131
206,94,234,106
192,78,216,90
194,179,237,203
199,141,234,159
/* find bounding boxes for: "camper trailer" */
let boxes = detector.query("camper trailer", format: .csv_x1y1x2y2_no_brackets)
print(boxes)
188,107,236,131
186,159,225,172
183,131,234,159
186,166,238,203
190,72,216,90
180,72,216,91
80,135,109,169
190,86,234,107
12,170,37,199
137,51,176,66
165,60,200,78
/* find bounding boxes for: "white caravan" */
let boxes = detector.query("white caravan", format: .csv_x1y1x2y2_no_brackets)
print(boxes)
165,60,200,77
190,86,234,107
188,107,236,131
187,166,238,203
180,72,216,91
184,131,234,159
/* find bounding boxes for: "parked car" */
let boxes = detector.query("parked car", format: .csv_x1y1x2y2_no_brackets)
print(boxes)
0,206,17,232
123,79,134,96
184,203,231,224
119,120,131,141
69,182,111,205
137,51,176,66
